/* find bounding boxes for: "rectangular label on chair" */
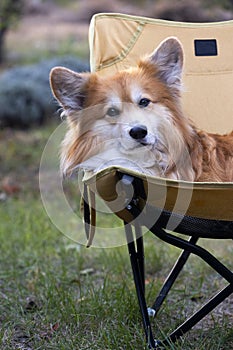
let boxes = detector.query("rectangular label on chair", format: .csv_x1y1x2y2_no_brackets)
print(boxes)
194,39,218,56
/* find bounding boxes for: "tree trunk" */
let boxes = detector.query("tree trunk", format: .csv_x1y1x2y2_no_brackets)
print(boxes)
0,28,6,64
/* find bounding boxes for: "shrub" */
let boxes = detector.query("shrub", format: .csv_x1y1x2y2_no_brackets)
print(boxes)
0,56,89,128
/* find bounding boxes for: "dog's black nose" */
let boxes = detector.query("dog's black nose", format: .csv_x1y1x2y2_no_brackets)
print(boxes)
129,125,148,140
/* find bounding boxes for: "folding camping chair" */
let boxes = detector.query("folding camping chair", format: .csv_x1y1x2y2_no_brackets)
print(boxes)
83,14,233,348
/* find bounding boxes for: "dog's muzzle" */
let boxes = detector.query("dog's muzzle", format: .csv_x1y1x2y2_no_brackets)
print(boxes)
129,124,148,142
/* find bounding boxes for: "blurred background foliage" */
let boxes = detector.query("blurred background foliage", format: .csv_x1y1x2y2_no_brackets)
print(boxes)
1,0,233,128
0,57,89,127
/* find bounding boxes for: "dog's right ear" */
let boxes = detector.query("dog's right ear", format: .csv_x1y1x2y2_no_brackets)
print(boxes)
147,37,184,91
50,67,89,113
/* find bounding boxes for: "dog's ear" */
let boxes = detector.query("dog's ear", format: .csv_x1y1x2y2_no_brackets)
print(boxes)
148,37,184,90
50,67,89,112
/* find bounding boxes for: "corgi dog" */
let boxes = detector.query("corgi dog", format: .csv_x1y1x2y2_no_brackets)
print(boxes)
50,37,233,182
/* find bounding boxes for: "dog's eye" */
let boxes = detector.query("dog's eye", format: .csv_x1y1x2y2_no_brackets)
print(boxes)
106,107,120,117
138,98,151,108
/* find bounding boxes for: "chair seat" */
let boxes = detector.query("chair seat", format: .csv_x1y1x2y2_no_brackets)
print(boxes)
84,166,233,224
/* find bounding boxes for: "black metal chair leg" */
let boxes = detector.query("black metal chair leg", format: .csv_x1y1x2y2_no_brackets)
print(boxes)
164,283,233,345
120,175,232,347
125,222,156,349
135,222,145,294
146,224,233,344
151,236,199,316
148,224,233,284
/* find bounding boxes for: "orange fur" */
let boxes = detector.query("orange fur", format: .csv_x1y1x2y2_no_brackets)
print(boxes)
50,38,233,182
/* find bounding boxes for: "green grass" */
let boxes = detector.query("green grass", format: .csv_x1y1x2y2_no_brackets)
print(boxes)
6,37,90,66
0,125,232,349
5,5,89,66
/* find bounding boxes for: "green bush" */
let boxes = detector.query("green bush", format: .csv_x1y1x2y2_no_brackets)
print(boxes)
0,56,89,128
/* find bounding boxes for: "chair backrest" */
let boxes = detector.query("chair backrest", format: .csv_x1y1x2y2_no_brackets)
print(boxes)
89,13,233,134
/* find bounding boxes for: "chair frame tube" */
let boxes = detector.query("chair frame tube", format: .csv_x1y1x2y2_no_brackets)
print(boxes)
121,174,233,348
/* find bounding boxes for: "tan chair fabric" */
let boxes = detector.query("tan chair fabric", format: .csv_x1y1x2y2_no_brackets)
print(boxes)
85,13,233,223
89,13,233,134
84,166,232,221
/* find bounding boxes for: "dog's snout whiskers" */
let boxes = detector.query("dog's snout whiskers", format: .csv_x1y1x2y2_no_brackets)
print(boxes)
129,125,148,140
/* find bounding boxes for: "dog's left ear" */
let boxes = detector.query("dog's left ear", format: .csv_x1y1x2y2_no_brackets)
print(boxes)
50,67,89,113
148,37,184,90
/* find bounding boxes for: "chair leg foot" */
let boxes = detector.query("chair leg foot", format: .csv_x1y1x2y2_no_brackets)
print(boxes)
147,307,156,317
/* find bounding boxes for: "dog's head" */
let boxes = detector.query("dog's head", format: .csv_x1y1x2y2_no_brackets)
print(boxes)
50,37,191,177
